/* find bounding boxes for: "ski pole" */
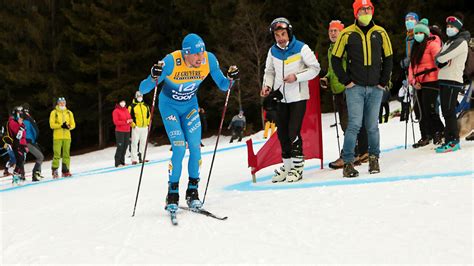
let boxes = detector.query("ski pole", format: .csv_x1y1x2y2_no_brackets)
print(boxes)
331,94,341,156
202,81,233,205
132,77,159,217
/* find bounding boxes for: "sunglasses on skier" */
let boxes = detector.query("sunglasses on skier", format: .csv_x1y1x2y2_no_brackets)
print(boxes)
271,22,289,31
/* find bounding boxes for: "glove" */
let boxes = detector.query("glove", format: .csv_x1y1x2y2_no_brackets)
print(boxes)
227,65,239,80
61,122,69,129
151,61,165,79
320,77,328,89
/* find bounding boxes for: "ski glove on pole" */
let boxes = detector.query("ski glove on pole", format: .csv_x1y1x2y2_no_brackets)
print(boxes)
151,61,165,80
227,65,239,80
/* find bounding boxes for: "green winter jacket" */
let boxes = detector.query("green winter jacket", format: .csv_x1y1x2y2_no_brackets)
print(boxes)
326,43,346,94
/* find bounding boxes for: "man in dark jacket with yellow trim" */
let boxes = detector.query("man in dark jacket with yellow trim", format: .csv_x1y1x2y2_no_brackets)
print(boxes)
331,0,393,177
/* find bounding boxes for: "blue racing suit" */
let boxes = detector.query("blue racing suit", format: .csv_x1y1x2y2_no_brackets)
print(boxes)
139,50,232,187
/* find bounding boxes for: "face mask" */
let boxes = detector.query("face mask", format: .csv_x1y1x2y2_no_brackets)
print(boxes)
358,14,372,26
405,20,416,30
59,106,66,110
137,97,143,102
414,34,425,43
119,101,126,107
446,27,459,37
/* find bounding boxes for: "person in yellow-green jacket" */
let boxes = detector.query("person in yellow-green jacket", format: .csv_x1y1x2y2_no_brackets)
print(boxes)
128,91,150,164
49,97,75,178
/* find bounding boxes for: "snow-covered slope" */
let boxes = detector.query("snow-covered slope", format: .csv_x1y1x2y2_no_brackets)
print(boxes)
1,102,473,264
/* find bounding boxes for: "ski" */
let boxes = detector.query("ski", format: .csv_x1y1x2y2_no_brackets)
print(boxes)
169,211,178,226
179,206,228,221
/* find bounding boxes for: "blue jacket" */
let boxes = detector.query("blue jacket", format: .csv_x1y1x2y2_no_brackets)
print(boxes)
23,116,39,143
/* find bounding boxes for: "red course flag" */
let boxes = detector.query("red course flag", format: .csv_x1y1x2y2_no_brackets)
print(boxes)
247,76,323,177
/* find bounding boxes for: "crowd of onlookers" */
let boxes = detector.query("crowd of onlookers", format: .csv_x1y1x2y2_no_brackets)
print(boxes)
2,0,473,184
1,98,74,183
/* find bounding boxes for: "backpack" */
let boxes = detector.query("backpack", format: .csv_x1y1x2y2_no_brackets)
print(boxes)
463,39,474,81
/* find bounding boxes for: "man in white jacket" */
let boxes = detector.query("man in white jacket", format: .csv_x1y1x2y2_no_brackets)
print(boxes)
260,17,320,183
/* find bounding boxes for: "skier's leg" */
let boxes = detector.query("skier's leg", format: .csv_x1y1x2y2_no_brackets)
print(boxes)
182,105,203,208
159,99,186,208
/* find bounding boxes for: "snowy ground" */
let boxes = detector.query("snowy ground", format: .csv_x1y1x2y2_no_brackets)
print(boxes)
1,101,473,264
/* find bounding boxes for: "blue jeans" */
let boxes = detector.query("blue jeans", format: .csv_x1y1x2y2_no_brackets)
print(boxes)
342,85,383,163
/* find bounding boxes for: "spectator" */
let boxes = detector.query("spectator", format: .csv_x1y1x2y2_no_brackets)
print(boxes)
22,103,45,181
408,18,445,147
435,14,470,153
49,97,75,178
7,107,28,182
261,17,320,183
113,97,132,167
331,0,393,177
263,109,276,139
128,91,150,165
321,19,369,170
228,110,246,143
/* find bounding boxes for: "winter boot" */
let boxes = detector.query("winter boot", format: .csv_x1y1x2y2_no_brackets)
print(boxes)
165,182,179,212
62,172,72,177
287,156,304,182
52,169,59,179
32,171,43,182
329,157,344,169
435,140,460,153
412,137,431,148
186,178,202,209
272,158,291,183
368,155,380,174
343,163,359,178
354,152,369,165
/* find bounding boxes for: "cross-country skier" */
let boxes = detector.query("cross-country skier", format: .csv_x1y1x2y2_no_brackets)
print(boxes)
139,33,239,213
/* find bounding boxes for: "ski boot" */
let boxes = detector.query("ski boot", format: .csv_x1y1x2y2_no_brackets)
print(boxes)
435,140,460,153
165,182,179,212
272,158,291,183
12,174,21,184
287,156,304,182
368,155,380,174
343,162,359,178
186,178,202,209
